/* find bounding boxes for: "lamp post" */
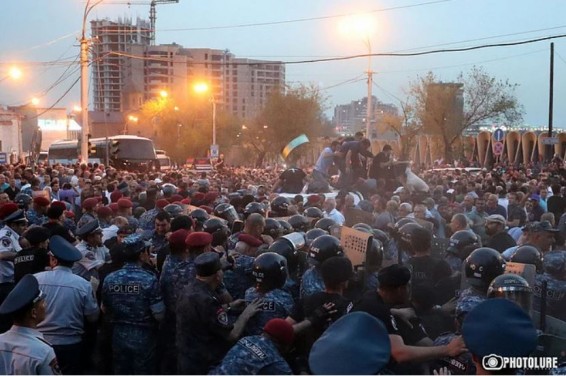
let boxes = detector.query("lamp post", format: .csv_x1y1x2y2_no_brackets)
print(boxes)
194,82,217,156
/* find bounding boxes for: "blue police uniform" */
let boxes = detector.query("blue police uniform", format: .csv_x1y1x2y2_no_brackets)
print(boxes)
533,273,566,322
456,288,486,316
213,335,292,375
445,253,464,273
300,266,325,298
102,262,165,374
26,208,47,226
223,252,255,300
139,208,159,232
76,212,96,230
126,215,139,229
150,232,168,255
430,332,476,375
244,287,294,336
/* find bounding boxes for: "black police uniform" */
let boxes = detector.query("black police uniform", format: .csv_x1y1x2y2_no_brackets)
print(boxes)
176,253,232,374
279,168,306,194
13,247,49,283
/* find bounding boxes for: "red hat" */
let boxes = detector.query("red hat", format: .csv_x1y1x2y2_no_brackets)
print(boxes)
51,201,67,210
181,198,191,205
117,198,133,209
109,203,119,214
97,206,113,217
64,210,75,219
199,205,213,214
156,199,169,209
169,229,190,251
82,197,99,210
307,195,321,204
193,192,205,201
110,190,123,203
185,231,213,247
0,203,19,220
263,318,294,345
33,196,51,207
171,194,184,203
204,192,218,203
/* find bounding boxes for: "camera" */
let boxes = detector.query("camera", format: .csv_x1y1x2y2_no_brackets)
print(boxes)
482,354,504,371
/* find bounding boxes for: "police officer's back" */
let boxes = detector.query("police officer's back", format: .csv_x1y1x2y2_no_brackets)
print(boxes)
213,318,294,375
176,252,262,374
14,227,50,282
0,275,61,375
102,234,165,374
533,250,566,321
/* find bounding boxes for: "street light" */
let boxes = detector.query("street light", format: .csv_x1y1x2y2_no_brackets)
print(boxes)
30,97,40,106
0,66,23,83
339,14,377,140
193,82,217,156
125,115,138,134
160,90,168,98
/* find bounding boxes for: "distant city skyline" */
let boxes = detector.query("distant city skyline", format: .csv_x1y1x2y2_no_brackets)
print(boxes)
1,0,566,127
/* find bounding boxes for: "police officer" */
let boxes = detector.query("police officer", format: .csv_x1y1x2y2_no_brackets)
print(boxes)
14,226,51,282
301,235,344,298
189,208,209,231
150,210,171,260
176,252,262,374
42,202,76,244
77,197,99,229
116,198,139,228
0,275,61,375
244,252,295,336
487,273,532,314
213,318,294,375
139,199,169,233
0,204,28,284
203,217,231,252
445,230,481,273
102,234,165,374
456,247,506,316
533,250,566,321
73,219,109,280
27,196,50,226
35,235,99,374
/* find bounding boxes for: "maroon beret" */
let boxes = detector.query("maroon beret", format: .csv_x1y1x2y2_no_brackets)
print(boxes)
33,196,51,207
110,190,123,203
0,203,19,220
171,194,184,203
117,198,133,209
307,195,321,204
185,231,213,247
181,198,191,205
169,229,190,250
97,206,113,217
204,192,218,203
156,199,169,209
64,210,75,219
82,197,99,210
109,203,119,214
193,192,205,201
51,201,67,210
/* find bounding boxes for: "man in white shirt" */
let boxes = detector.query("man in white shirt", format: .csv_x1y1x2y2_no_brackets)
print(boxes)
323,198,345,225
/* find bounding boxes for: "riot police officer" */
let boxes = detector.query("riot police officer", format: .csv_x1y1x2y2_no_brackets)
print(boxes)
244,252,295,335
533,250,566,321
445,230,481,273
301,235,344,298
270,196,291,218
189,208,209,231
204,218,232,251
487,273,532,314
288,214,311,233
102,234,165,374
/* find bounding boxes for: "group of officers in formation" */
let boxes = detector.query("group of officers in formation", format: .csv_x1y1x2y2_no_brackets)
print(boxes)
0,155,564,375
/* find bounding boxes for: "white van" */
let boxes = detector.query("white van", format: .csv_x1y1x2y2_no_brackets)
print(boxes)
155,150,172,170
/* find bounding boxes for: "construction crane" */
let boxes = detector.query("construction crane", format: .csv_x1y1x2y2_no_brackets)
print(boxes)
104,0,179,45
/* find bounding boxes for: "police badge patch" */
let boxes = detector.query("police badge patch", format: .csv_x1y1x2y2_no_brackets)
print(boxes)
217,309,228,325
1,237,12,247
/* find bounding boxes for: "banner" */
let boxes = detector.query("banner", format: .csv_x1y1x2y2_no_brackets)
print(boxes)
281,134,309,159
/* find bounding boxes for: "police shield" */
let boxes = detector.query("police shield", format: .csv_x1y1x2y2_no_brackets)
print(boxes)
340,226,372,268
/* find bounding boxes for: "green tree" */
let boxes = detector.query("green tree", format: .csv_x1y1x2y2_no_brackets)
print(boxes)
408,67,523,162
242,84,327,167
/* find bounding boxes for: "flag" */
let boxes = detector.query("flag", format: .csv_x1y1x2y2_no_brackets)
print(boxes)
281,134,309,159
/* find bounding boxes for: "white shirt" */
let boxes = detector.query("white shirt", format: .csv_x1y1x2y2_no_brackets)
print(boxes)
0,325,59,375
325,209,345,225
0,225,22,283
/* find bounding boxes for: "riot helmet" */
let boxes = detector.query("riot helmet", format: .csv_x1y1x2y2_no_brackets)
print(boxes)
314,217,337,233
278,220,293,235
252,252,288,291
371,228,390,244
396,222,423,256
304,207,324,220
542,251,566,280
203,218,230,247
305,228,328,247
487,274,532,314
163,204,184,218
243,202,266,220
394,217,417,231
510,245,543,273
447,230,481,260
270,196,290,217
189,208,209,229
14,193,32,210
464,247,506,291
161,183,176,197
366,239,384,272
288,214,311,233
213,203,239,226
263,218,283,240
268,234,303,272
353,223,373,233
308,235,343,266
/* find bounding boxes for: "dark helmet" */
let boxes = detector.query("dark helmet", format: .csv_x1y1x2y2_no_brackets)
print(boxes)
264,218,283,240
270,196,291,217
371,228,390,244
511,245,543,273
394,217,417,231
163,204,184,218
304,207,324,220
268,237,299,271
305,228,328,247
487,274,532,313
14,193,32,210
189,208,209,225
366,239,384,271
314,217,337,233
288,214,311,233
278,220,293,235
447,230,481,260
244,202,266,219
252,252,288,291
162,183,176,197
464,247,506,290
203,218,230,235
213,203,239,226
353,223,373,233
308,235,343,266
396,222,423,254
543,251,566,279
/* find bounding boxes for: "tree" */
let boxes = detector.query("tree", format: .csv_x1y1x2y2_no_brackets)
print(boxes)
242,83,327,167
408,67,523,162
378,100,422,160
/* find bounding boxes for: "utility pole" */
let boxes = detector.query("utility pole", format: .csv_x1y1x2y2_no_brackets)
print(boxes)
547,42,554,162
367,62,373,141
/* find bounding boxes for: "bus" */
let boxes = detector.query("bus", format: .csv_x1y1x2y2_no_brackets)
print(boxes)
155,150,172,170
48,135,159,171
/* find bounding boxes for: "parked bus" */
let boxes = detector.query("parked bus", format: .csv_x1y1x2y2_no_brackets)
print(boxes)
155,150,172,170
48,135,159,171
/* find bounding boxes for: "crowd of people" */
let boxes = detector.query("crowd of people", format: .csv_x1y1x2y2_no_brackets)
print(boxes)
0,134,565,375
